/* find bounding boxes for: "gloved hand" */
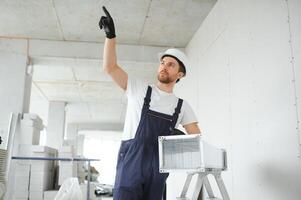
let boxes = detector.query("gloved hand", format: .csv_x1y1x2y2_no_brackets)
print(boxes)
172,128,186,135
99,6,116,39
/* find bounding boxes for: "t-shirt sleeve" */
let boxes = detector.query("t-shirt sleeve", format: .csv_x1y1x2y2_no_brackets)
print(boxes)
180,101,198,126
125,75,148,99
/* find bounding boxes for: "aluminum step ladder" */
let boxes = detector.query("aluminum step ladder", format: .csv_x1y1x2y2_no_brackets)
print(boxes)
177,169,230,200
158,134,230,200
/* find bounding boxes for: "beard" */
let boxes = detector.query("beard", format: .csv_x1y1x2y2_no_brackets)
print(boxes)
157,72,173,84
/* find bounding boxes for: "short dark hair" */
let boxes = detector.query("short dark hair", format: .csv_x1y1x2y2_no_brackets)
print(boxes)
162,55,186,83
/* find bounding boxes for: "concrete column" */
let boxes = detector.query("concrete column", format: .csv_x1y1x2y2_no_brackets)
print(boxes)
0,52,32,200
65,123,79,153
0,53,31,149
46,101,66,149
65,123,78,140
77,134,85,156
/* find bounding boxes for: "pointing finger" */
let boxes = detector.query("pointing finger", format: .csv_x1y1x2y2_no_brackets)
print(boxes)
102,6,111,18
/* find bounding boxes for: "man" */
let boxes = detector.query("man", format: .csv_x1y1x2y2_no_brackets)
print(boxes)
99,6,201,200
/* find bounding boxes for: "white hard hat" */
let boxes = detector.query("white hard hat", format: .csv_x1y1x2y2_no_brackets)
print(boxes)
158,48,189,75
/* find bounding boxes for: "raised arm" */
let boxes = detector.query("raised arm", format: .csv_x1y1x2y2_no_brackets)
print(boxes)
99,6,128,91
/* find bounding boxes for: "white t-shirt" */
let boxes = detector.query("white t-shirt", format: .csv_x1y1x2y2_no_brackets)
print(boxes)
122,77,198,140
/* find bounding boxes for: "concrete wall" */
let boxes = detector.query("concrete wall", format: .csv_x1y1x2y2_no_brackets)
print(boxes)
174,0,301,199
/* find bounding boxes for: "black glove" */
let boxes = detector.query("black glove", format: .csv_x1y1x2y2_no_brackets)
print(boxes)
172,128,186,135
99,6,116,39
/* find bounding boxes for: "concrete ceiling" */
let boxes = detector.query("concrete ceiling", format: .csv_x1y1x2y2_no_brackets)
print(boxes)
31,56,158,125
0,0,216,47
0,0,217,128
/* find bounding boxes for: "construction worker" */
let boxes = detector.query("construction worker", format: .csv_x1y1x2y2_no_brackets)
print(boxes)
99,6,201,200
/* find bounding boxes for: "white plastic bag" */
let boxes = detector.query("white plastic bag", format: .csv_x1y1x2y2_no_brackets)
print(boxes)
54,178,83,200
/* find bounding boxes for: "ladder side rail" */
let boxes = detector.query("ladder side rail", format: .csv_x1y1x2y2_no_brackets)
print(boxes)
191,173,206,200
179,173,194,198
203,175,215,199
213,171,230,200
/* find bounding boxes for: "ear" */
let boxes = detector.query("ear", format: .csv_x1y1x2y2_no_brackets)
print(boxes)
177,71,185,79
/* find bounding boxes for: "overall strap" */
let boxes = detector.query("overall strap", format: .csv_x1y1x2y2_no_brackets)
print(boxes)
142,86,152,112
134,86,152,140
170,98,183,130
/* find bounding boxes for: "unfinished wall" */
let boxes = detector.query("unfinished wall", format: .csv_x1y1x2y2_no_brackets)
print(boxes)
174,0,301,199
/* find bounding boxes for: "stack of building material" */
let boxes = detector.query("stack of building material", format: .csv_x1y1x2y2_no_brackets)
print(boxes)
58,146,77,186
12,164,30,200
20,114,43,145
44,190,58,200
18,145,57,158
29,160,55,200
13,145,57,200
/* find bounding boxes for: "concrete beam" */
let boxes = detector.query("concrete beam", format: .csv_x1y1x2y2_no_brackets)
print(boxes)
0,38,28,55
29,39,167,63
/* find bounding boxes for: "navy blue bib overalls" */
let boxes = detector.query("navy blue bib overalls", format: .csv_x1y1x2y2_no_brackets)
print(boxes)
113,86,183,200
